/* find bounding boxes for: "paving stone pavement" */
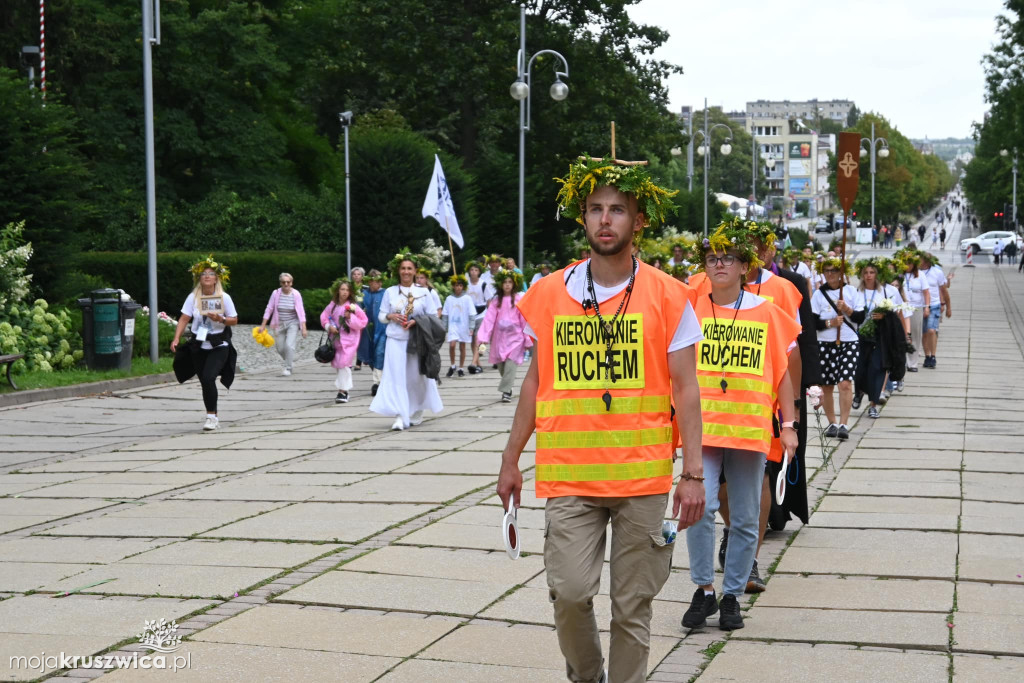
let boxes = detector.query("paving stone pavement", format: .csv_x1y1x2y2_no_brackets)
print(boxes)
0,265,1019,681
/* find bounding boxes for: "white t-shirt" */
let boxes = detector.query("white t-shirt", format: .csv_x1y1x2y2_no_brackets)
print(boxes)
466,279,488,308
903,273,928,309
795,261,813,283
523,260,703,353
427,288,443,315
811,285,864,343
860,284,910,321
921,266,947,304
442,294,476,343
479,271,498,300
181,292,237,350
529,272,548,287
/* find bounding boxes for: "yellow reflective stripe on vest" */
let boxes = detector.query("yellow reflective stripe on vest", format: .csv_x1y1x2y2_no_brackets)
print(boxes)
700,399,772,419
536,427,672,450
536,395,671,418
702,421,771,443
697,374,772,395
536,458,674,482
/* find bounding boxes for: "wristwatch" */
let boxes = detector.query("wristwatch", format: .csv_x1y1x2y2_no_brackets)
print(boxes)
781,421,800,431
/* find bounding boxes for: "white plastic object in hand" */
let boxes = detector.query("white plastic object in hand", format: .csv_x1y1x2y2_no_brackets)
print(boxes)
502,493,521,560
775,454,789,504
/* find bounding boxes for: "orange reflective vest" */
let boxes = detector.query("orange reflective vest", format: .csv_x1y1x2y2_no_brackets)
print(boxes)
694,293,801,457
690,270,802,319
518,262,692,498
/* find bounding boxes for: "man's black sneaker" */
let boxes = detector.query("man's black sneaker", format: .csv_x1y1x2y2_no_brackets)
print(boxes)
718,528,729,569
745,560,766,593
868,405,879,418
501,391,513,403
335,391,348,404
371,383,379,397
851,393,863,410
446,367,456,378
457,368,465,377
718,594,744,630
929,357,937,369
837,425,850,440
467,365,481,374
682,587,718,628
824,424,839,438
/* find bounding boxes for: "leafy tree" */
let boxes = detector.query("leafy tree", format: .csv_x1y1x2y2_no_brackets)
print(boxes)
847,104,861,128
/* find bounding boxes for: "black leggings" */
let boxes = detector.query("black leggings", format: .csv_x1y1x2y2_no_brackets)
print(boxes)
196,345,229,413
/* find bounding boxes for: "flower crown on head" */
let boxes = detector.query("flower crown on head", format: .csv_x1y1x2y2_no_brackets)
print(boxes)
449,273,468,287
387,248,417,278
554,156,679,229
855,256,896,284
486,254,503,265
816,256,853,276
329,277,352,299
416,267,432,279
780,248,803,267
747,221,778,248
493,267,523,291
190,255,230,286
465,261,483,273
696,217,762,272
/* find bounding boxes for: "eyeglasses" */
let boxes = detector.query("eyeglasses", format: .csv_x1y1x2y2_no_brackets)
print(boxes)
823,268,840,274
280,281,292,285
704,254,738,267
201,271,217,277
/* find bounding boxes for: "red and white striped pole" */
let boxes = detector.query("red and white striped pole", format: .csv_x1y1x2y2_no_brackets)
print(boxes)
39,0,46,100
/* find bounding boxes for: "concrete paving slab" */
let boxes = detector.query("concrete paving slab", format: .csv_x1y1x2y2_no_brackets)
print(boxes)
960,434,1024,453
774,529,958,579
23,459,162,473
814,495,961,516
754,575,954,612
855,435,965,451
700,641,949,683
828,468,962,498
961,501,1024,536
396,450,534,474
458,433,533,452
193,603,458,656
963,451,1024,473
343,546,544,586
118,433,259,451
395,519,545,554
952,655,1024,682
120,539,338,568
275,570,511,616
735,606,949,649
0,593,214,635
131,451,307,472
958,534,1024,584
45,562,279,599
18,472,219,499
963,471,1024,503
957,582,1024,617
216,436,345,451
378,659,565,683
867,418,966,434
416,623,675,673
441,503,546,531
38,500,285,537
202,502,432,542
321,474,494,503
954,613,1024,655
269,452,435,473
0,562,97,591
171,473,372,501
0,497,113,519
99,641,399,682
808,510,959,531
0,536,170,564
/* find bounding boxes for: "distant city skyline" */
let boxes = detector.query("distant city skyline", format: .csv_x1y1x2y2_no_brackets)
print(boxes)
628,0,1005,140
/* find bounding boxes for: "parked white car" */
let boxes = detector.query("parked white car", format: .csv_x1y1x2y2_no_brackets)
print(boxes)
959,231,1023,254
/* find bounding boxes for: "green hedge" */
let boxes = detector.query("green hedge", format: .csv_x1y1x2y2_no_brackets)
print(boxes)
67,252,347,324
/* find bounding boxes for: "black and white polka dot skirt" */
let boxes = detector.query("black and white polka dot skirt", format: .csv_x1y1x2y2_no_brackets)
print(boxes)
818,340,860,385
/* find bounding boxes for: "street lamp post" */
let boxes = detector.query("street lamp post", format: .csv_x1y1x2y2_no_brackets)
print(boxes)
339,111,353,276
859,121,889,231
1000,148,1017,232
141,0,161,364
693,99,733,236
510,4,569,269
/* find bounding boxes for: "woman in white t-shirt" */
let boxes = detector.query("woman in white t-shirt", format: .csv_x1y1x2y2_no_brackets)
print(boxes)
901,257,930,372
171,257,238,432
810,257,865,440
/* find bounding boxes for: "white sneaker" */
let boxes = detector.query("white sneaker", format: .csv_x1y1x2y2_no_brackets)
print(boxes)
282,369,292,377
391,417,405,431
202,416,219,432
409,410,424,426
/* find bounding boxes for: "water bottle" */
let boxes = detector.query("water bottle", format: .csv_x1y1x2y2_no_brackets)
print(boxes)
661,520,677,545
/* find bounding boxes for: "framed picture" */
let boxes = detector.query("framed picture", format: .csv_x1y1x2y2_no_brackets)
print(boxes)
199,295,224,317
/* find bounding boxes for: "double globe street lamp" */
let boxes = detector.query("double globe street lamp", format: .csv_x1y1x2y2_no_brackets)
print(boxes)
510,5,569,270
1000,148,1017,231
860,122,890,231
694,100,733,236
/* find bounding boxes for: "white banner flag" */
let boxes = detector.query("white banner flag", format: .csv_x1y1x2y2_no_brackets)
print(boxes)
421,154,464,248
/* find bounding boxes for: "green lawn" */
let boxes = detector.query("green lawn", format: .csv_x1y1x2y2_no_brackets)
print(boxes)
1,357,174,394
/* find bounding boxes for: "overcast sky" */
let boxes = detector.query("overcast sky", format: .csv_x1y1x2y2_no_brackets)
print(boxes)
627,0,1006,140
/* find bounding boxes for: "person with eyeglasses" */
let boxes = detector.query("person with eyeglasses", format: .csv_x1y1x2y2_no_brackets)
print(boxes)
257,272,308,377
681,221,800,631
810,257,866,440
171,256,238,432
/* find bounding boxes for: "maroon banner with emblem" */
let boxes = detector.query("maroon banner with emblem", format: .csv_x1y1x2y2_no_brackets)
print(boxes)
835,132,861,214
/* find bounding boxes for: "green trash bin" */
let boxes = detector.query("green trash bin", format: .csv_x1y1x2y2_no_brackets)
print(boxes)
77,289,140,371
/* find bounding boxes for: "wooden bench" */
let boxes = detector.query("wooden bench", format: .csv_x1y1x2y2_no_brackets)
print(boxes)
0,354,24,390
